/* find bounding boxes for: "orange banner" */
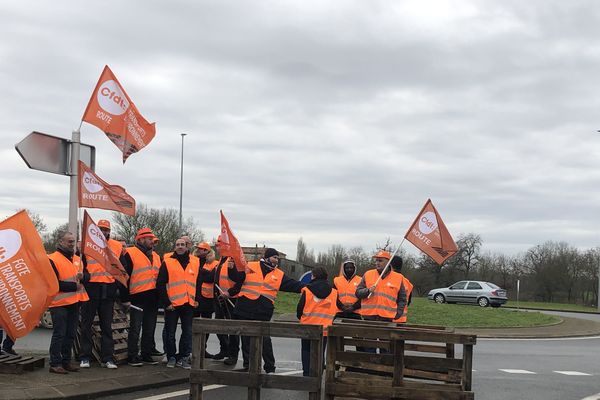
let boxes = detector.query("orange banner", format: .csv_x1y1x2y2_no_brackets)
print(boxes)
81,211,129,287
217,211,248,272
81,65,156,163
404,199,458,265
0,210,58,339
78,161,136,216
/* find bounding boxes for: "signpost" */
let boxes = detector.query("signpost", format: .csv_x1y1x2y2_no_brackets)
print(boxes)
15,131,96,237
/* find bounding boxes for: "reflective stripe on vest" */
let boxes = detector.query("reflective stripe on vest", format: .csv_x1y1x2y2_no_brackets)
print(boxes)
300,287,338,336
87,257,115,283
359,269,404,319
216,258,238,298
333,275,361,306
164,255,200,307
238,262,284,303
127,247,161,294
49,252,89,307
200,260,218,299
394,278,413,323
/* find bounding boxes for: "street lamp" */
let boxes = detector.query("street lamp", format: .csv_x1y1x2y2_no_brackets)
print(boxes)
179,133,187,230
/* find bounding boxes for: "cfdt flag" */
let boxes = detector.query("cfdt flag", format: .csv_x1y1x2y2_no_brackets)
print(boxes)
78,161,136,216
217,211,248,272
404,199,458,265
81,65,156,163
81,211,129,287
0,210,58,339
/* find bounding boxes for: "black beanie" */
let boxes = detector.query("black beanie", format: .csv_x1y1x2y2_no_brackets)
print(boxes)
264,248,279,259
390,255,403,272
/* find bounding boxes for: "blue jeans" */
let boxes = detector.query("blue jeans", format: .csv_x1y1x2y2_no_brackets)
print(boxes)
164,304,194,359
49,303,79,367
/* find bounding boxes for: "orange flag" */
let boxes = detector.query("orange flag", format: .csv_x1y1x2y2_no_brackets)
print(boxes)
78,161,136,216
81,211,129,287
81,65,156,163
404,199,458,265
0,210,59,339
217,211,248,272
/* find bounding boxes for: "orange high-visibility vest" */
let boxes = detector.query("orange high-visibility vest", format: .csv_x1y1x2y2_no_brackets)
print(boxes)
49,252,89,307
300,287,338,336
360,269,404,319
394,278,413,323
238,261,284,303
216,258,238,298
87,238,124,283
108,239,124,258
200,260,218,299
127,247,161,294
164,255,200,307
333,275,361,306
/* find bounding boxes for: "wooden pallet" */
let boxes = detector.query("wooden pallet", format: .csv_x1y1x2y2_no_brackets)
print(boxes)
0,354,45,374
75,303,130,364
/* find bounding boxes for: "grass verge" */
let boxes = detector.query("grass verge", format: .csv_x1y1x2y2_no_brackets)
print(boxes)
274,293,561,328
505,300,598,313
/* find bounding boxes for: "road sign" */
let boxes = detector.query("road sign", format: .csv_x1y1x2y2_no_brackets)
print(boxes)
15,131,95,175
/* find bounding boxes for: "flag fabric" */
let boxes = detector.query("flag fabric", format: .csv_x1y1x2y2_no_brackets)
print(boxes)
0,210,59,339
81,65,156,163
404,199,458,265
81,211,129,287
78,161,136,216
217,211,248,273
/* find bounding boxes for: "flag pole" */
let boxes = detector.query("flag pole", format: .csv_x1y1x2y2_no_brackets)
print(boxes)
369,238,406,295
68,128,81,240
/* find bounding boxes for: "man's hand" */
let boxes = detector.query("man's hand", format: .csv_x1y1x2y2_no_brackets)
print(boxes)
76,272,83,281
121,301,131,312
220,291,230,299
166,305,175,311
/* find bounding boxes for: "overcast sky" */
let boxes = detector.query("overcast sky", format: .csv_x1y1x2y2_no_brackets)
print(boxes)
2,0,600,259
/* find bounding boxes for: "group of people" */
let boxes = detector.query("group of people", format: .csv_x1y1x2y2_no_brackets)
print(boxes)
43,220,413,377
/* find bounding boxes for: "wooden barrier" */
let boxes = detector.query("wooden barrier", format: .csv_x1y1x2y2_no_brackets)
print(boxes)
325,320,476,400
190,319,323,400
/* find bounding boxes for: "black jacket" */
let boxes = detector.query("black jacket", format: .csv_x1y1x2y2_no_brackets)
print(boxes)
234,259,305,321
296,278,333,320
81,254,120,300
49,247,89,293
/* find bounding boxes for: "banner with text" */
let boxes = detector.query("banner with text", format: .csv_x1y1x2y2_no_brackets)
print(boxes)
81,65,156,163
81,211,129,287
217,211,248,273
404,199,458,265
0,210,58,339
78,161,135,216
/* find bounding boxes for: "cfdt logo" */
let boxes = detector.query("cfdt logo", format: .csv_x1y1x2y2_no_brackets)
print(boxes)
0,229,23,262
418,211,438,235
88,224,107,249
83,172,103,193
98,80,129,116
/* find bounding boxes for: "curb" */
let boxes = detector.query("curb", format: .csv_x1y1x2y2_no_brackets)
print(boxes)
503,306,600,315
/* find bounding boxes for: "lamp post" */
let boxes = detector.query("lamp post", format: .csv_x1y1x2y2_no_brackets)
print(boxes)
179,133,187,230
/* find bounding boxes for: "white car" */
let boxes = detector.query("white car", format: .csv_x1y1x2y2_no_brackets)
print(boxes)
427,280,508,308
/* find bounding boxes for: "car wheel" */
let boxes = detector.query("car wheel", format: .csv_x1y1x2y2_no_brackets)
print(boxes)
434,293,446,304
39,310,53,329
477,297,489,307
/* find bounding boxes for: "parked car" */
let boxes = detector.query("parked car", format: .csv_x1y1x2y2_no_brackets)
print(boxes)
39,309,53,329
427,280,508,307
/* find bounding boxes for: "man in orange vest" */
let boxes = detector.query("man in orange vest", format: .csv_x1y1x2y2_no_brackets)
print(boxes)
390,255,413,324
120,228,162,366
196,242,228,359
215,257,245,366
297,266,338,376
48,230,89,374
333,260,362,320
234,247,305,373
157,238,201,369
79,220,123,369
355,250,407,322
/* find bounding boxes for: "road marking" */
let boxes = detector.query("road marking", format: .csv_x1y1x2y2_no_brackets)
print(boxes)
133,369,303,400
555,371,592,376
499,369,536,374
580,392,600,400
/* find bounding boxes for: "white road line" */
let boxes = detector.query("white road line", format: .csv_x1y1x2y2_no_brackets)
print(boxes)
499,369,536,374
580,392,600,400
554,371,592,376
133,369,303,400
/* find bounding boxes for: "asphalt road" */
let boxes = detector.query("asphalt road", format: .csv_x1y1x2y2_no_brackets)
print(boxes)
14,313,600,400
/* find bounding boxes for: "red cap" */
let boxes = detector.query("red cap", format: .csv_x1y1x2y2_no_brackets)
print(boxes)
97,219,111,229
135,228,154,241
196,242,211,250
372,250,391,260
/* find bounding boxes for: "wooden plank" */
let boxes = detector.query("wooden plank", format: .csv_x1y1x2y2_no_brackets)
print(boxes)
462,344,473,391
190,330,206,400
324,335,338,400
392,339,404,386
248,336,262,400
447,343,455,358
390,330,477,345
405,343,447,354
327,382,474,400
330,324,476,344
192,319,322,340
343,338,390,351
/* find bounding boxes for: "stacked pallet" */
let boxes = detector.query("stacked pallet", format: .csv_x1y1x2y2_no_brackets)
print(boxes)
0,354,45,374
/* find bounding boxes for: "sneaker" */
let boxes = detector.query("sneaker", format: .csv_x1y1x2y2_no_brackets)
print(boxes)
179,357,191,370
102,360,118,369
213,351,227,360
150,349,165,357
141,354,159,365
175,358,183,368
166,357,176,368
223,357,238,366
128,356,143,367
80,359,90,369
